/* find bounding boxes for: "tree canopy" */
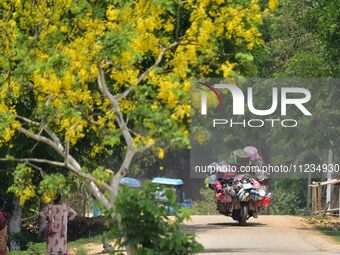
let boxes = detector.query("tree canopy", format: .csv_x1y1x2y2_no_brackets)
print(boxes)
0,0,274,212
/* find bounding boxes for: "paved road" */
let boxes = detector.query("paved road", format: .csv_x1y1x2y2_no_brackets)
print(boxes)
184,215,340,255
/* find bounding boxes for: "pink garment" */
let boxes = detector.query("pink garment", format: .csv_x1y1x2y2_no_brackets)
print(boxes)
40,204,76,255
0,212,8,255
214,181,232,203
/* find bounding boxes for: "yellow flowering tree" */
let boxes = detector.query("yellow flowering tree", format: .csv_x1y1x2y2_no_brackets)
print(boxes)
0,0,274,213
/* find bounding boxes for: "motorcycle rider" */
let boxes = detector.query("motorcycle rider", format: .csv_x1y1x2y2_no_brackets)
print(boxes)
211,146,263,204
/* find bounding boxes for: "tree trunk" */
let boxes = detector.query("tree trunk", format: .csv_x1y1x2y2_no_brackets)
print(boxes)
38,202,47,238
9,198,22,251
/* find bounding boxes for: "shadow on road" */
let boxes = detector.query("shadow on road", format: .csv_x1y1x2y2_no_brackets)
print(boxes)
200,248,265,253
208,221,267,227
183,221,267,233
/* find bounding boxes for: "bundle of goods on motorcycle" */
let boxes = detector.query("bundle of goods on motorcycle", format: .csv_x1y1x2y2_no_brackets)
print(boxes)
207,146,272,225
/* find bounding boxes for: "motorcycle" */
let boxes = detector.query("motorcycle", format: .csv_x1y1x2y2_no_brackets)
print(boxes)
208,147,272,225
211,173,271,225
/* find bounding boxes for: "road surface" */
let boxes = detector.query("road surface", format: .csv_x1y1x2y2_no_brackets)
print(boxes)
184,215,340,255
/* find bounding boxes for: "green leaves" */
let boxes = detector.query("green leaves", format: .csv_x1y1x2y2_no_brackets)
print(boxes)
235,52,254,62
270,178,305,215
8,164,36,205
38,173,69,203
152,0,176,14
108,182,203,254
103,133,120,147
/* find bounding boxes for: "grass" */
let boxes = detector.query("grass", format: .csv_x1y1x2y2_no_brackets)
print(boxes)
316,226,340,244
303,215,340,244
9,235,102,255
69,235,102,248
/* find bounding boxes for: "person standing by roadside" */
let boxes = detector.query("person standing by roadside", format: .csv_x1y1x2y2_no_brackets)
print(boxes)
40,193,77,255
0,199,9,255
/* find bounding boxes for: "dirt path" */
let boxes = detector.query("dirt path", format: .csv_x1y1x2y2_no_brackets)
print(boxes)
77,215,340,255
186,215,340,255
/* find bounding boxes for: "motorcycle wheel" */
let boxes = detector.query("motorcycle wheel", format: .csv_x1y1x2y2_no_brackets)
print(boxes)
239,203,248,225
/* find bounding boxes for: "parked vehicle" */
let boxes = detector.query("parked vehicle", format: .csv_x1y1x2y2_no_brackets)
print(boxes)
151,177,192,211
120,177,142,188
93,177,142,217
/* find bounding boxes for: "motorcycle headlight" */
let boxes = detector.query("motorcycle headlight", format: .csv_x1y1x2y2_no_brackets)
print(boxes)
259,189,266,197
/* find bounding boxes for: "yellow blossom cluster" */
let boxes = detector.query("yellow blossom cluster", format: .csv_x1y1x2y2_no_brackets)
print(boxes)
42,192,56,204
19,186,36,205
8,165,36,205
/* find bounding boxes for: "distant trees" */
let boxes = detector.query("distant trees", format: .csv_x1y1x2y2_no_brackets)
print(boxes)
253,0,340,214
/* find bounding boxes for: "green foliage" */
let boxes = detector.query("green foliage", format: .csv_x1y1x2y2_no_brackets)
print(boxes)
252,0,340,214
75,248,88,255
270,178,307,215
192,189,218,215
38,173,70,203
8,163,74,205
316,227,340,244
9,235,102,254
8,164,36,205
255,0,339,77
109,183,204,255
9,242,45,255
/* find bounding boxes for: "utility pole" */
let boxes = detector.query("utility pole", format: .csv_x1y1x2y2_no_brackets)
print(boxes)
307,172,311,213
326,148,333,213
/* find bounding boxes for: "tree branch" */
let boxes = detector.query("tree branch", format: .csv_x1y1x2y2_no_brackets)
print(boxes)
19,127,64,154
64,156,112,211
0,155,112,192
110,144,150,194
25,162,45,177
0,157,65,167
16,115,40,126
64,160,112,192
16,127,111,192
117,38,184,100
98,39,183,152
98,69,135,150
16,116,63,146
88,182,112,211
14,118,113,211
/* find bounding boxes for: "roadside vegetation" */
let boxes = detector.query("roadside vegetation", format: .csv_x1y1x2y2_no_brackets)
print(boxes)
191,189,218,215
304,216,340,244
10,235,101,255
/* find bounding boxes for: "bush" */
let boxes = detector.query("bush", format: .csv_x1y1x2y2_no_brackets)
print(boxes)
108,182,204,255
10,242,45,255
270,178,306,215
192,188,218,215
